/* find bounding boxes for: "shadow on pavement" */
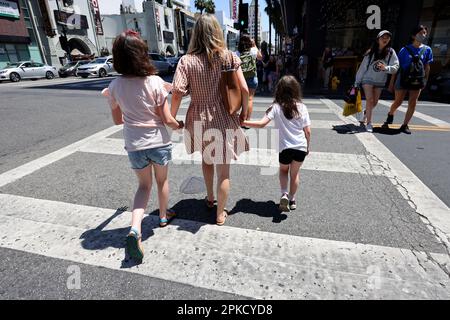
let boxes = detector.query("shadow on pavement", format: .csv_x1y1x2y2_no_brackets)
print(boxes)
332,123,362,134
229,199,288,223
373,127,402,135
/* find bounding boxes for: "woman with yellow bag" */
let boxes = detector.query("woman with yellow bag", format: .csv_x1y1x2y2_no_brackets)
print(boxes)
354,30,399,132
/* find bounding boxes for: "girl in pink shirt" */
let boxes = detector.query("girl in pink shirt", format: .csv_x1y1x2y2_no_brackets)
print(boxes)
103,30,183,261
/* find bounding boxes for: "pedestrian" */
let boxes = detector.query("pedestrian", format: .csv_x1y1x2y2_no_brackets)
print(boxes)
170,14,250,226
298,50,309,85
382,25,434,134
102,30,183,261
242,75,311,213
237,35,262,126
264,55,278,92
322,47,334,89
354,30,399,132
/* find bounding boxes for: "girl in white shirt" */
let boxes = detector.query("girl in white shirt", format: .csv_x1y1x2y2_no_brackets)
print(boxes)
242,76,311,212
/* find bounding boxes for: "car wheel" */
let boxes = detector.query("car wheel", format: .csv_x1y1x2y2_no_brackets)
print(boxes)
81,75,89,78
46,71,55,79
99,68,106,78
10,72,21,82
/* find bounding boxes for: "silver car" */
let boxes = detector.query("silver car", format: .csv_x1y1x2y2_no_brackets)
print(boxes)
149,53,174,74
77,56,114,78
0,61,57,82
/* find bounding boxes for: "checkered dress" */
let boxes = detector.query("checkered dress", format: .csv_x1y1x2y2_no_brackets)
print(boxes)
173,51,250,164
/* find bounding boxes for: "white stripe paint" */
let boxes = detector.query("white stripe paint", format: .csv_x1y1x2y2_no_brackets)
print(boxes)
78,138,384,175
379,100,450,128
0,193,448,300
322,99,450,251
0,126,123,188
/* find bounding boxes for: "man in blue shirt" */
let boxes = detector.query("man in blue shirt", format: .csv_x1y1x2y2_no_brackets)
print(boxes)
382,25,434,134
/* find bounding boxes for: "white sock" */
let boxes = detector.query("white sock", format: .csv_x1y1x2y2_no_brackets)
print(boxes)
289,194,295,201
281,189,288,195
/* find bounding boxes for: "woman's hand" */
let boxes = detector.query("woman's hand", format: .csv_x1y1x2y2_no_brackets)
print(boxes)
239,111,247,125
377,62,387,71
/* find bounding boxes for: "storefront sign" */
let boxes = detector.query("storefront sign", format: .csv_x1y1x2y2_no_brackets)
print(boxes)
90,0,104,35
0,0,20,19
54,10,89,29
232,0,237,21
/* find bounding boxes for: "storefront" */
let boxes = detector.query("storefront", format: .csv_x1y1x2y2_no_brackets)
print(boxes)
280,0,450,94
0,0,40,68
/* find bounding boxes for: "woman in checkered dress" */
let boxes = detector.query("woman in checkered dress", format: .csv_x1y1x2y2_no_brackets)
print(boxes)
171,14,250,225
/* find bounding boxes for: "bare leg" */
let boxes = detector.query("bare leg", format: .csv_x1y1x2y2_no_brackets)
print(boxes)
131,165,153,235
279,164,289,194
247,89,256,120
216,164,230,222
362,85,375,124
403,90,421,125
202,160,214,202
153,163,169,220
288,161,303,200
388,89,407,116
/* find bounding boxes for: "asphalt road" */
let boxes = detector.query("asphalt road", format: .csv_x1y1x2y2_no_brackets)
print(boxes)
0,75,449,300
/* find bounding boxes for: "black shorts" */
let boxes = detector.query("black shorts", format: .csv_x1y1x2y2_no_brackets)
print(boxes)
279,149,307,165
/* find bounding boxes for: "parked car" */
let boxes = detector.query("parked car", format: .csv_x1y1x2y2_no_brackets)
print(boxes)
0,61,57,82
149,53,174,74
166,56,181,70
58,60,92,77
77,56,114,78
428,68,450,102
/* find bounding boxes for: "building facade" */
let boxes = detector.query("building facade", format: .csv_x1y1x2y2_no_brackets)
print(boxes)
0,0,46,68
248,0,261,44
279,0,450,91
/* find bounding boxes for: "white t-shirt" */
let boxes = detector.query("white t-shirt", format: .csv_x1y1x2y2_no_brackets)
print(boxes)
264,102,311,152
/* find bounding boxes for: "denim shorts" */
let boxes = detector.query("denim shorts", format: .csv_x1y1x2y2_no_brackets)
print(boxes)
246,76,258,90
127,144,172,169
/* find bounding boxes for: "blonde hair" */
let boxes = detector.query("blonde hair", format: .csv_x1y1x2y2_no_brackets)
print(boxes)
188,14,226,64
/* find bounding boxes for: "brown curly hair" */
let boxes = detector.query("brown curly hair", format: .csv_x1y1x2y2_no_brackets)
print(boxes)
112,30,157,77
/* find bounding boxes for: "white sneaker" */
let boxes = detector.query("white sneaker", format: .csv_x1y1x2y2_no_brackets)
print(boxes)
366,123,373,133
279,193,290,212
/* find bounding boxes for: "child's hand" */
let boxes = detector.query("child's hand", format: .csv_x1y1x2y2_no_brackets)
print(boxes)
239,112,247,125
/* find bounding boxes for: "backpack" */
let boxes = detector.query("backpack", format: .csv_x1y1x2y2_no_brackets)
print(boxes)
400,46,427,90
240,51,257,79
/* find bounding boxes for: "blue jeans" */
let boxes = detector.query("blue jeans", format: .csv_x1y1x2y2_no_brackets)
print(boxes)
245,76,258,90
127,144,172,169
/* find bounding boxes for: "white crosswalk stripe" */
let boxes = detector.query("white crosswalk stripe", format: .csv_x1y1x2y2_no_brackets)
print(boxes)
1,97,450,299
1,193,449,299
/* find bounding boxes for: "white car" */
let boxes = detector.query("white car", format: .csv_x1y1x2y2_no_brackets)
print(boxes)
0,61,57,82
77,56,114,78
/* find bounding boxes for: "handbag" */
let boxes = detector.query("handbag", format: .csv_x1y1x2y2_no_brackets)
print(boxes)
219,50,242,115
343,89,362,117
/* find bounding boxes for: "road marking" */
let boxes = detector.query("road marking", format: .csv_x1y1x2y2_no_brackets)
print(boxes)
379,100,450,128
78,138,385,175
370,124,450,132
322,99,450,251
0,126,122,188
0,193,448,300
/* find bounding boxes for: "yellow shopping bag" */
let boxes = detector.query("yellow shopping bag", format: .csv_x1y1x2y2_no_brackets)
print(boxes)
343,90,362,116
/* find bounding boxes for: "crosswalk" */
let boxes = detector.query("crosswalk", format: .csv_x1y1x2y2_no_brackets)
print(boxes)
1,97,449,299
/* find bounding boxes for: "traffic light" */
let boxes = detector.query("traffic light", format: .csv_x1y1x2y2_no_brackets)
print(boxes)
238,3,248,31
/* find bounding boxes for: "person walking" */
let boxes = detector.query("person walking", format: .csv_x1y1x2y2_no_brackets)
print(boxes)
354,30,399,132
102,30,183,261
242,76,311,213
170,14,250,226
237,35,262,125
382,25,434,134
298,50,309,85
264,55,278,92
322,47,334,89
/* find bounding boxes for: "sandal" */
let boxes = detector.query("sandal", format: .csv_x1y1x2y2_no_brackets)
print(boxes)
204,196,216,209
216,209,229,226
126,228,144,261
159,209,176,228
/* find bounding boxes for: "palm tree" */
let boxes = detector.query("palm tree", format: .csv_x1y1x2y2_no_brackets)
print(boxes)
194,0,206,14
264,0,284,54
264,0,273,53
204,0,216,14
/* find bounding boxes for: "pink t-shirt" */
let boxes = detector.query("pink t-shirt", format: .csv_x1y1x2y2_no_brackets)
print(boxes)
103,75,173,152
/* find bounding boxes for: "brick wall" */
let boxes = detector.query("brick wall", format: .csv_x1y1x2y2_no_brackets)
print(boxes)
0,0,29,41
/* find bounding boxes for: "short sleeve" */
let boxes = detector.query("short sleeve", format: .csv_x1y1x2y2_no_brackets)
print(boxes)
302,104,311,127
102,82,120,110
231,52,241,70
172,56,190,96
425,47,434,65
265,105,276,120
150,76,170,107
